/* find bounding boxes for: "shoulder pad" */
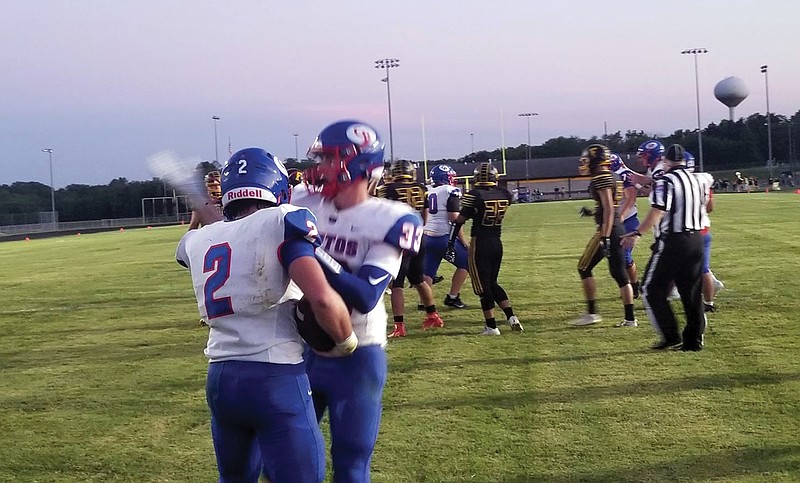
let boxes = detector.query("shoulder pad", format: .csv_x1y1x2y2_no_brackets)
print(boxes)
384,213,424,253
282,207,320,246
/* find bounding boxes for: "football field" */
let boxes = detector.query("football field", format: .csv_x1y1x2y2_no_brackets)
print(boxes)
1,192,798,482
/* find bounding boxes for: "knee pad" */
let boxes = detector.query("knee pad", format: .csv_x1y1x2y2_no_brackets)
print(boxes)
480,296,495,311
578,268,593,280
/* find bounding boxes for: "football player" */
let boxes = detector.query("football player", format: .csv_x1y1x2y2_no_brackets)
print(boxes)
446,162,522,335
175,148,356,482
610,154,642,298
423,164,470,309
187,170,224,230
572,145,637,327
296,120,423,482
629,140,667,191
685,151,724,311
377,159,445,337
286,167,304,187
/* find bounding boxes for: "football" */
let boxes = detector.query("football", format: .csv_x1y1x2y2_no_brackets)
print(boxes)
294,297,336,352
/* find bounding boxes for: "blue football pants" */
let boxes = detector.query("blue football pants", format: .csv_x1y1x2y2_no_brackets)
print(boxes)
206,360,325,483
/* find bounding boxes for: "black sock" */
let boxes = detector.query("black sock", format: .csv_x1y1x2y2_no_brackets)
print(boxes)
425,305,437,314
393,315,404,324
624,304,635,321
587,300,597,314
485,317,497,329
502,306,515,319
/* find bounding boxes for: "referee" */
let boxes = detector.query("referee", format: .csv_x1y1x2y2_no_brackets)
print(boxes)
621,144,707,351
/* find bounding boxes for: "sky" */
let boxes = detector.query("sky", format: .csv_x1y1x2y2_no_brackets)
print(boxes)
2,0,799,188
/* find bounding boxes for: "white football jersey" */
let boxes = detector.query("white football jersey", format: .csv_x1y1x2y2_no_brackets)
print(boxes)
648,161,667,181
424,184,461,236
291,191,417,346
176,205,317,364
694,172,714,228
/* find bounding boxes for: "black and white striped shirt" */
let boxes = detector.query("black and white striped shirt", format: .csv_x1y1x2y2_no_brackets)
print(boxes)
649,166,707,237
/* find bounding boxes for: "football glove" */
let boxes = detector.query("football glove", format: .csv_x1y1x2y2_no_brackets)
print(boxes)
579,206,594,218
444,244,457,264
599,236,611,258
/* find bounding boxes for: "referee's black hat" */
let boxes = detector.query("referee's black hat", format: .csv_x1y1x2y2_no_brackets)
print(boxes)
665,144,686,163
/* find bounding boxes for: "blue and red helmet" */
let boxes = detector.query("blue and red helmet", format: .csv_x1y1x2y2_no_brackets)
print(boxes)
429,164,457,186
305,120,385,198
684,151,696,172
221,148,290,219
609,154,626,174
636,140,665,168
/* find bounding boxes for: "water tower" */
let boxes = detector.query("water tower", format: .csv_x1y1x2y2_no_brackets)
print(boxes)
714,77,749,121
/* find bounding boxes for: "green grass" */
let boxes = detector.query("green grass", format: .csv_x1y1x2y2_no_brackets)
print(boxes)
1,192,799,482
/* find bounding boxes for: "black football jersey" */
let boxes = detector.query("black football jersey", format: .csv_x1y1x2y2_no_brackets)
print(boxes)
590,171,617,226
459,186,512,237
377,181,428,216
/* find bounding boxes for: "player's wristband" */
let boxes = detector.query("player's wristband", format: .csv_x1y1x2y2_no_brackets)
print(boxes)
330,332,358,357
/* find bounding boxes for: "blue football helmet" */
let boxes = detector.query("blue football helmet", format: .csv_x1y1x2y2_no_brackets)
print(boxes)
305,120,385,198
220,148,290,219
684,151,696,172
636,140,665,168
430,164,457,187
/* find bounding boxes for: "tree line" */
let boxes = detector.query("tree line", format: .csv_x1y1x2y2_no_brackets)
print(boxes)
2,110,798,224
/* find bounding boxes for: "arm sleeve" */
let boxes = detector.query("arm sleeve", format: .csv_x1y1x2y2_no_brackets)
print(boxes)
320,263,393,314
445,191,461,212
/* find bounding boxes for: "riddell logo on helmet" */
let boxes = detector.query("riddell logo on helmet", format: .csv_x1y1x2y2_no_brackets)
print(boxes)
226,187,264,202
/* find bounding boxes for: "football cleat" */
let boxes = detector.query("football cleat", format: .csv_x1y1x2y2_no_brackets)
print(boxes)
444,294,466,309
388,323,407,338
507,315,524,332
569,313,602,326
667,287,681,301
422,313,445,330
615,319,639,327
651,338,682,350
480,326,501,336
432,275,445,285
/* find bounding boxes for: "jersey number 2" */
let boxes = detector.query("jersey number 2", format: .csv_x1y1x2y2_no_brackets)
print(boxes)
203,243,234,319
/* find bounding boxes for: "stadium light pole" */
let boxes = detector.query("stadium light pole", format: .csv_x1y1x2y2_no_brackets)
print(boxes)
761,65,774,178
518,112,538,180
470,133,474,153
212,115,221,164
42,148,56,229
293,133,299,163
681,48,708,172
375,58,399,161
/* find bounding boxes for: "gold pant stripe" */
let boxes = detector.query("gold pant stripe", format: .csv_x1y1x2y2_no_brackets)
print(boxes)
467,237,483,296
578,232,601,271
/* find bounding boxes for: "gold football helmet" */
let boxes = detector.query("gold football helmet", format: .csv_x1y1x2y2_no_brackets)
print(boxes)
204,170,222,204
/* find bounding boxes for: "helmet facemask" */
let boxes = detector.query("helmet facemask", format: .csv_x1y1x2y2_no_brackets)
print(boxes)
205,171,222,205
